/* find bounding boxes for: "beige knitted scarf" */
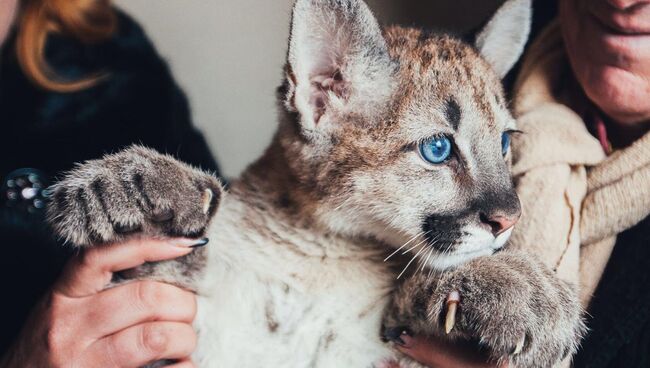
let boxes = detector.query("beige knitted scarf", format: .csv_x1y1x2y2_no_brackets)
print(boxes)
509,21,650,308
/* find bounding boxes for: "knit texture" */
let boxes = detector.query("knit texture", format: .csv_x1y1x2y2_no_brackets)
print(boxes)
510,20,650,367
510,20,650,306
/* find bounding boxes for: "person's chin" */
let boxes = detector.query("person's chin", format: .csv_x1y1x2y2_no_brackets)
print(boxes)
580,65,650,123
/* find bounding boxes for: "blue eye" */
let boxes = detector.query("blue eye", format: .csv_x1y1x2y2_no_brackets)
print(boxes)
419,136,452,164
501,132,511,156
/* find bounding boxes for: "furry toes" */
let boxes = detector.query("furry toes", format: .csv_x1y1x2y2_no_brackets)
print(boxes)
47,146,223,247
384,251,586,367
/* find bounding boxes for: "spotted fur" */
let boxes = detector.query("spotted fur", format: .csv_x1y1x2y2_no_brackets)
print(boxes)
47,0,584,367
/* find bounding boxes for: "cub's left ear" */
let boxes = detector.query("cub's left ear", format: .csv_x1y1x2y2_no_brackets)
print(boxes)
475,0,532,78
284,0,396,132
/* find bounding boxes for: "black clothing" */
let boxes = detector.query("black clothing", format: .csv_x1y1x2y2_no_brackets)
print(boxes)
574,216,650,368
0,11,219,354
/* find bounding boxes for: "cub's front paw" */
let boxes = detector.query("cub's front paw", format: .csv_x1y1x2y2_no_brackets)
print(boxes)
384,252,586,367
47,146,223,246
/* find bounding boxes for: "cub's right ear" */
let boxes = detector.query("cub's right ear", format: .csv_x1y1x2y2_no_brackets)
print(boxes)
475,0,532,78
283,0,396,132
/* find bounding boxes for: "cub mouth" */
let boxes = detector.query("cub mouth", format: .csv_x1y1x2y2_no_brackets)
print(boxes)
415,222,515,271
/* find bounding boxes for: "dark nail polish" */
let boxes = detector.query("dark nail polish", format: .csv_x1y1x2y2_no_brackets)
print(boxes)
190,238,210,248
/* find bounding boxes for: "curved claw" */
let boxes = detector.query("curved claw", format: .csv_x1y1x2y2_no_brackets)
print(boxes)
202,189,213,214
513,334,526,355
445,290,461,334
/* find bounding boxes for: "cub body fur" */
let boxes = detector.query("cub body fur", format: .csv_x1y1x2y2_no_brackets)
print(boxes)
47,0,586,367
193,191,397,367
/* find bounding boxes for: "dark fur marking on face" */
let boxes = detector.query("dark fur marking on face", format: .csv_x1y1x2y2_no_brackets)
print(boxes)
396,36,409,48
453,67,462,80
470,188,521,221
417,29,435,44
422,214,463,251
277,192,294,209
445,98,462,130
421,51,433,68
472,78,496,128
438,48,451,61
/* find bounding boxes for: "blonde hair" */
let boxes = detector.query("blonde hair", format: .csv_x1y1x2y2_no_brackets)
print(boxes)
16,0,116,92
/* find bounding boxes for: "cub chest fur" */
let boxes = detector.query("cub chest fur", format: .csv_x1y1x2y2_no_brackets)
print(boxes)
193,191,398,367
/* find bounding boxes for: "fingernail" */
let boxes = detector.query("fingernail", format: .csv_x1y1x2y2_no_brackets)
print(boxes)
382,327,412,347
190,238,210,248
175,238,210,248
399,333,415,348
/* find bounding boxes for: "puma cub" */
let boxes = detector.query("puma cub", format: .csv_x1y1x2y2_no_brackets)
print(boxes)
47,0,585,366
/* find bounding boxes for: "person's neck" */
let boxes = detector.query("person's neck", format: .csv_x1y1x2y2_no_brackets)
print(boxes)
568,80,650,150
603,114,650,149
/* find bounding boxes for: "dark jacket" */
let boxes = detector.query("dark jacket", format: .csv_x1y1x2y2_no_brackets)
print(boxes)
0,11,219,353
574,216,650,368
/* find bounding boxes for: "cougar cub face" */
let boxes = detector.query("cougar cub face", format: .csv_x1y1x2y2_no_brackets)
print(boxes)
279,0,530,269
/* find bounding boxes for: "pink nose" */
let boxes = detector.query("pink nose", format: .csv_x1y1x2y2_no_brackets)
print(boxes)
480,213,520,237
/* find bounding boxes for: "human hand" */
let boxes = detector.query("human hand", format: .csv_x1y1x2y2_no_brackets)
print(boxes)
396,333,507,368
0,237,205,368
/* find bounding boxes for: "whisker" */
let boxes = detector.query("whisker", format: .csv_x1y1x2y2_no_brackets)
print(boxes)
403,237,429,257
397,244,427,279
402,230,431,255
416,232,442,274
384,230,426,262
427,239,453,279
419,246,435,273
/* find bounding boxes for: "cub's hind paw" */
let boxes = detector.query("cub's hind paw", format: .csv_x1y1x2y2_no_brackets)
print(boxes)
47,146,223,247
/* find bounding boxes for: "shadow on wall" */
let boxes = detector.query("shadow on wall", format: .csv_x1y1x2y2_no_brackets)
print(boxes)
370,0,503,33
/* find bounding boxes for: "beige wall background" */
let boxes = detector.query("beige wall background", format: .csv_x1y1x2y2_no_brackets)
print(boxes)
114,0,502,178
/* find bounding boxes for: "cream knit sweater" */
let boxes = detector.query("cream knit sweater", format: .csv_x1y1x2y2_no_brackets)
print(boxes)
510,21,650,310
